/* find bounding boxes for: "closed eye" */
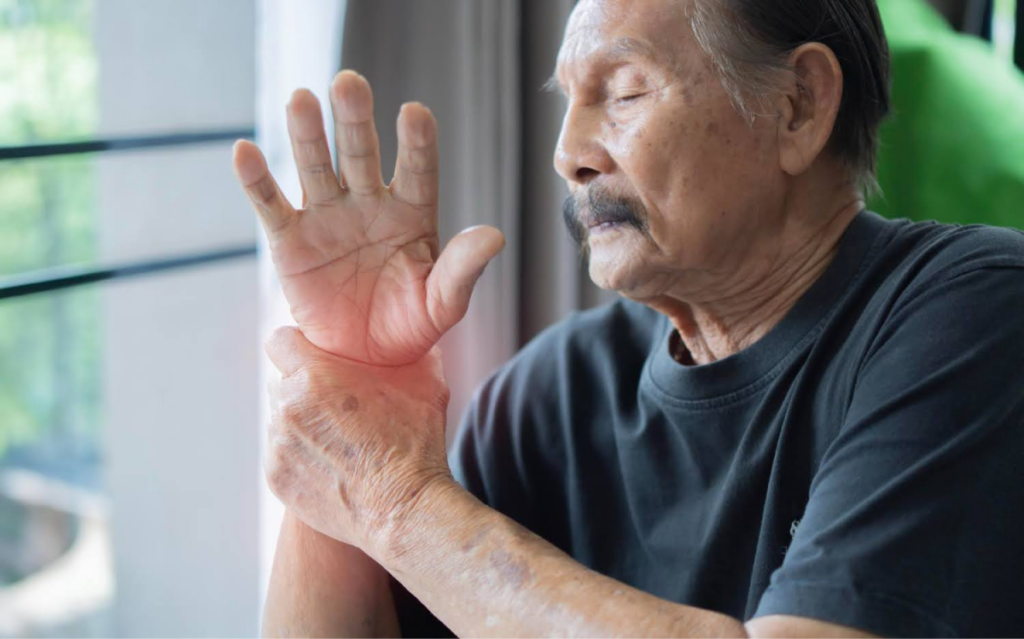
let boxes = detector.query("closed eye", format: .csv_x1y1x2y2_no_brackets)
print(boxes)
615,93,648,105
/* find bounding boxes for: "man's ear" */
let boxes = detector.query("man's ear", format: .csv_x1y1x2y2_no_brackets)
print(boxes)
775,42,843,177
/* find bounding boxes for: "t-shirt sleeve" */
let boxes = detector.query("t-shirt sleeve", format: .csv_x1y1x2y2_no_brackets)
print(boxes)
448,344,563,531
754,265,1024,637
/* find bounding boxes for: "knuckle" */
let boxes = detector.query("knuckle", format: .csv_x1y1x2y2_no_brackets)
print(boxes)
338,122,376,153
294,139,328,165
294,365,337,397
264,449,291,496
287,367,315,394
266,472,287,500
265,328,291,359
300,163,334,178
249,177,278,206
265,433,304,490
279,400,308,430
277,371,337,430
400,146,438,175
266,432,291,462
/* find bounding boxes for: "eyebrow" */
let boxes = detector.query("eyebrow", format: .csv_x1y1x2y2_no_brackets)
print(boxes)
544,36,661,95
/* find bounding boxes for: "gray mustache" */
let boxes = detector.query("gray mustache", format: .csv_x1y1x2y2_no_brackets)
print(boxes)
562,190,651,249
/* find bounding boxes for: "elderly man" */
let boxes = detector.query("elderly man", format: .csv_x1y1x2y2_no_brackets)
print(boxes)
232,0,1024,636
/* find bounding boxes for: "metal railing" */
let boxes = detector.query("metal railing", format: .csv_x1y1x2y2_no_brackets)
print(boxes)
0,128,258,300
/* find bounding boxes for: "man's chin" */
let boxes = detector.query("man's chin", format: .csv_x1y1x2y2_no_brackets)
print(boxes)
587,253,649,296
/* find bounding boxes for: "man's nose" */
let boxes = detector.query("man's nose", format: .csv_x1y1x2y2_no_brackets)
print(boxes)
553,105,615,186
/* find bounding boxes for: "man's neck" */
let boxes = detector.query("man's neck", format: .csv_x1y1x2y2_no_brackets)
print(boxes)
645,196,863,366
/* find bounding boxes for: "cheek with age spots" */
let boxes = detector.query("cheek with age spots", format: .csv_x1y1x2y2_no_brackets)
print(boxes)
680,71,708,105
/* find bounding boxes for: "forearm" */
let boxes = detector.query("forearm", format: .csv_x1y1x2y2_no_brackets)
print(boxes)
380,482,747,638
263,510,400,638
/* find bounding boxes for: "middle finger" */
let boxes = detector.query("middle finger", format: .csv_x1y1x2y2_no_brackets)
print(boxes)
330,70,385,197
286,89,344,206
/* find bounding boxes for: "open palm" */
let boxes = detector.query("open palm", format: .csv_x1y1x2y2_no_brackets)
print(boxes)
233,71,504,366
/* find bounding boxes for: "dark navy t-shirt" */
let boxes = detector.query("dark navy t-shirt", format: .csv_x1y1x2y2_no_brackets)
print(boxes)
395,211,1024,637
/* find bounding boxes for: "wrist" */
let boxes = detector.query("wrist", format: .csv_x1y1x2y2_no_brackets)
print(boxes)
283,509,354,557
374,474,474,569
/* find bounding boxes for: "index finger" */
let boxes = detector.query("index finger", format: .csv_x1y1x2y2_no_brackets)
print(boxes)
233,140,296,232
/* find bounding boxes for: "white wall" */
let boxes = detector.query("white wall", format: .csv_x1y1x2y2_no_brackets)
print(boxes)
99,265,259,637
95,1,261,636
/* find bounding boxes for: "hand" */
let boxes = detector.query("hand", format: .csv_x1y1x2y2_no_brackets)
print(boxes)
233,71,505,365
263,326,458,556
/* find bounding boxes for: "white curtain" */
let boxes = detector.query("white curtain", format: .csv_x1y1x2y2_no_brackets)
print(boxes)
255,0,346,613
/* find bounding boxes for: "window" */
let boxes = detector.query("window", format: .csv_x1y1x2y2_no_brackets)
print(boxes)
993,0,1018,61
0,1,261,635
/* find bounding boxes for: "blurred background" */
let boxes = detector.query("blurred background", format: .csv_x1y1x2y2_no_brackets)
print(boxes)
0,0,1021,636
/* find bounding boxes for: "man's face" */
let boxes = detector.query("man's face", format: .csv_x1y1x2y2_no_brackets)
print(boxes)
554,0,787,301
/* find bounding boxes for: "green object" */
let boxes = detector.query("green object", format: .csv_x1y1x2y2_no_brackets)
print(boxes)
870,0,1024,229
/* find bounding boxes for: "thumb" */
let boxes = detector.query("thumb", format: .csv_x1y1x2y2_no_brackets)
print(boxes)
426,225,506,334
264,326,325,377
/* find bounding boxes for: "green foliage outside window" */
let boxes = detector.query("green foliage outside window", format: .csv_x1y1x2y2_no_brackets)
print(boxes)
0,0,100,468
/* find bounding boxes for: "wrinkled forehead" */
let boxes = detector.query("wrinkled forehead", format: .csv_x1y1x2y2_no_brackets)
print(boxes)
555,0,693,77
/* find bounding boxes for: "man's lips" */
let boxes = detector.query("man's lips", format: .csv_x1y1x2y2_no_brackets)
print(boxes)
582,214,629,230
587,220,628,238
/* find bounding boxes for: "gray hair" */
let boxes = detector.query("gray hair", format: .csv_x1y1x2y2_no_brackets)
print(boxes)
688,0,891,195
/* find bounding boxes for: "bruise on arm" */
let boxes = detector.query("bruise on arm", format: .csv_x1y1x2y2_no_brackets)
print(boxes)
380,483,747,637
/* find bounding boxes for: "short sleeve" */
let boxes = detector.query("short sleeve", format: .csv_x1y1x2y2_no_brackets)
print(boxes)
447,333,571,531
448,376,503,505
755,265,1024,637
